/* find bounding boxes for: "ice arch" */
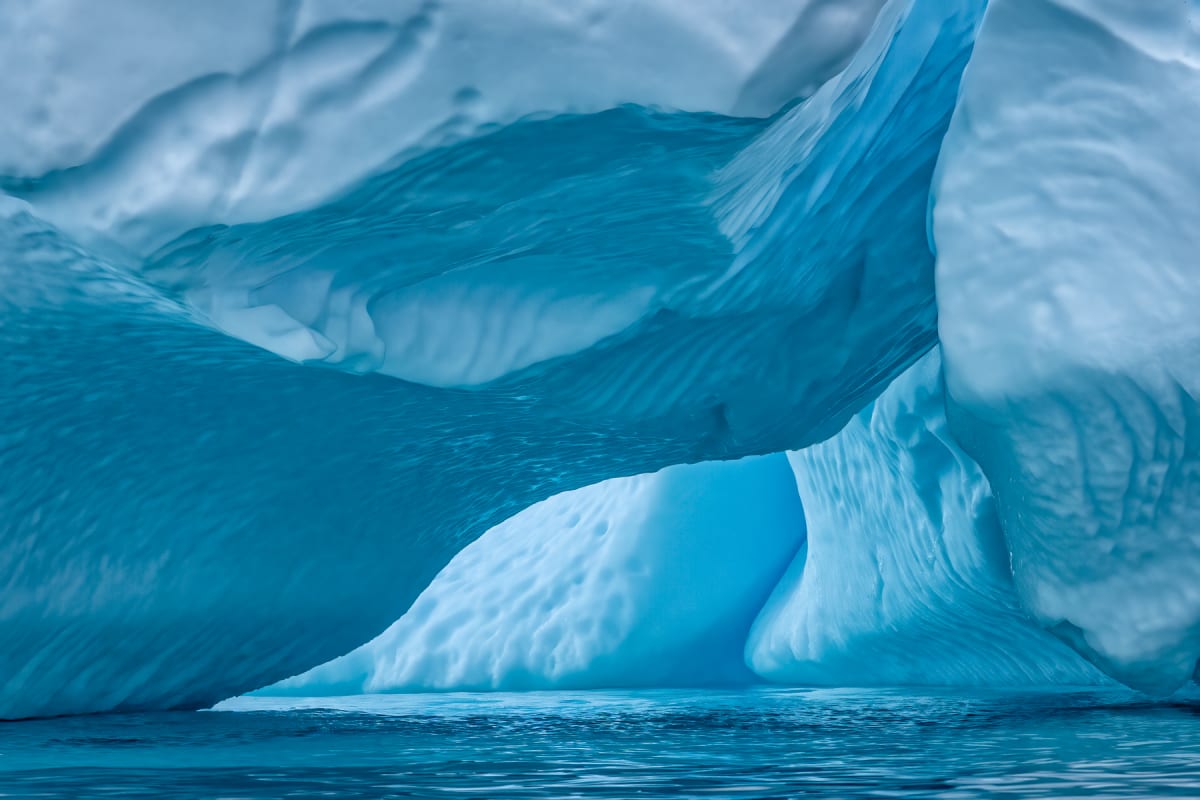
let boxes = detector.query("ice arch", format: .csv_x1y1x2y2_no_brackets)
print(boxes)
0,0,981,717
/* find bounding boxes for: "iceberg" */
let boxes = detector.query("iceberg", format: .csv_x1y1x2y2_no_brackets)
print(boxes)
5,0,1197,721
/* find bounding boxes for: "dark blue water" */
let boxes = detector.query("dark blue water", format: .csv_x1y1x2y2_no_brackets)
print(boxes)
2,689,1199,798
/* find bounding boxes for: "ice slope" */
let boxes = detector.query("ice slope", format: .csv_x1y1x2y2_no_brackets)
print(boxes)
932,0,1200,692
747,351,1104,686
0,1,982,717
266,455,804,694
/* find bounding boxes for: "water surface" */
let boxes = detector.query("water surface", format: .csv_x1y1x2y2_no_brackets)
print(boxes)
2,688,1199,798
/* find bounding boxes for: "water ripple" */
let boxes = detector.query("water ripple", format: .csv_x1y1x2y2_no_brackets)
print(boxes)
2,688,1199,798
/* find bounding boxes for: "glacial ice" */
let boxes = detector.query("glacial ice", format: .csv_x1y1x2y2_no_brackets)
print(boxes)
932,0,1200,693
3,0,1198,720
267,455,804,694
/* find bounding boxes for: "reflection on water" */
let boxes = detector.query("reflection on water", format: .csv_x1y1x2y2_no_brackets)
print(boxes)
2,688,1199,798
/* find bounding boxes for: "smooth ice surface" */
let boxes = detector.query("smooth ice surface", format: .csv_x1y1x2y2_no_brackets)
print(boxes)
748,351,1103,686
0,1,981,717
933,0,1200,692
268,455,804,694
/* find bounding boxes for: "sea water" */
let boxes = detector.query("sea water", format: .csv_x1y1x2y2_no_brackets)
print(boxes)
1,688,1198,798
